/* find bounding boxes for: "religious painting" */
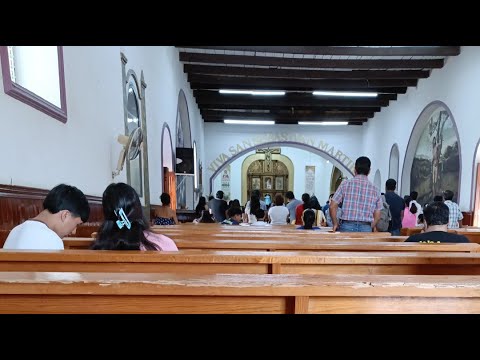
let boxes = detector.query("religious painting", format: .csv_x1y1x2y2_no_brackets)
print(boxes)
410,106,460,205
252,177,261,190
264,176,273,190
275,176,284,191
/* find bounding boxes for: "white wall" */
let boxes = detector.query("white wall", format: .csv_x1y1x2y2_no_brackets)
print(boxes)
204,123,364,196
363,46,480,210
0,46,204,205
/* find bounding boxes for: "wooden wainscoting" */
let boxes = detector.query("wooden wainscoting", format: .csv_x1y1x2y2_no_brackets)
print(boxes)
0,184,103,246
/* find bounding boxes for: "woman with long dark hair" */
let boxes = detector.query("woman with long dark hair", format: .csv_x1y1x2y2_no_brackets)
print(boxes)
195,196,207,218
91,183,178,251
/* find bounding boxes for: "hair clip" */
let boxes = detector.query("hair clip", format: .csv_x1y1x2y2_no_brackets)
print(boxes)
114,208,131,230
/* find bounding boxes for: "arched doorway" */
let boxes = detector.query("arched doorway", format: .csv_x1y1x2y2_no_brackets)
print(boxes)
175,89,194,210
212,145,342,206
241,150,294,205
330,166,344,194
209,140,354,198
161,123,175,210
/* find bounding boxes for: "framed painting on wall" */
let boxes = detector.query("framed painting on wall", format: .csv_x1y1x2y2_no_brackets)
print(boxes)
264,176,273,190
252,177,261,190
275,176,284,190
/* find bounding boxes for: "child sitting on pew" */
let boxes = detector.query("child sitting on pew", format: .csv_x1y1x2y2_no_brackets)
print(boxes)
251,209,270,226
297,209,321,230
221,207,243,225
91,183,178,251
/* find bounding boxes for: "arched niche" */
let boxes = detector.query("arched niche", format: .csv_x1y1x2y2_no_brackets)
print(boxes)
401,101,461,205
175,89,194,210
160,123,175,205
388,143,400,182
374,169,382,191
330,167,344,193
240,152,294,205
209,140,354,195
120,52,150,214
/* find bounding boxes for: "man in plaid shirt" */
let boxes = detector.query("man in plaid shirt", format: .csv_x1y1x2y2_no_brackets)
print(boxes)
330,156,383,232
443,190,463,229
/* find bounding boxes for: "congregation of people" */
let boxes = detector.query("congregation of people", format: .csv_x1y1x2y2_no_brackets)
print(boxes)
1,155,469,251
186,156,466,243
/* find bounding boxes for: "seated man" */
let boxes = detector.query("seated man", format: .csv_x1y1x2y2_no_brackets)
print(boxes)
3,184,90,250
405,201,469,243
221,207,243,225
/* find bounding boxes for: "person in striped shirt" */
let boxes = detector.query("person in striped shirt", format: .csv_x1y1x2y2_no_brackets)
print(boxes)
330,156,383,232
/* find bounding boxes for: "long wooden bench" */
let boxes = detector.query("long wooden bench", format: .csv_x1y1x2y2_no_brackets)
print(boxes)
162,233,403,242
62,237,478,252
3,249,480,275
1,271,480,313
455,229,480,244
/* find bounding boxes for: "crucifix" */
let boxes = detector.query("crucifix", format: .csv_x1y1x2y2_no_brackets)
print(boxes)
256,148,280,173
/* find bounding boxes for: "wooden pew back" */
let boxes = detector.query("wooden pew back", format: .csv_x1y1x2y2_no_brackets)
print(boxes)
1,271,480,313
2,248,480,275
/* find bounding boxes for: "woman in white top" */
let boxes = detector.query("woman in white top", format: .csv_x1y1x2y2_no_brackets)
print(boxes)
268,194,289,225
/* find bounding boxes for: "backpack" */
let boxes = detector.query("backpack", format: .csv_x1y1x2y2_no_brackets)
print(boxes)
376,194,392,232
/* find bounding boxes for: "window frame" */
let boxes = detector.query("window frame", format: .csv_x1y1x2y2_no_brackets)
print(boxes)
0,46,68,123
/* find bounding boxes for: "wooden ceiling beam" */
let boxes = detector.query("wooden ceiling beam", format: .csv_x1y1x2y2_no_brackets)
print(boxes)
203,114,370,122
184,64,429,80
178,46,460,56
194,90,396,104
190,82,408,94
200,110,375,119
180,52,445,69
203,118,368,125
188,74,418,91
194,94,390,108
198,103,382,112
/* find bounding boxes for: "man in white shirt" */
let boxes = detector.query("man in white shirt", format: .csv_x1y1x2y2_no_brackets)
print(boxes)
3,184,90,250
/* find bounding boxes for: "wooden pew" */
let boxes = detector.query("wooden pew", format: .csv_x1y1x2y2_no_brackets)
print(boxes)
152,224,392,237
163,233,401,242
3,249,480,275
62,237,477,252
455,229,480,244
1,271,480,313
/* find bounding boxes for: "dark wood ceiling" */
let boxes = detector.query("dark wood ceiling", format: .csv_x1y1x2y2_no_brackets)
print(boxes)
177,46,461,125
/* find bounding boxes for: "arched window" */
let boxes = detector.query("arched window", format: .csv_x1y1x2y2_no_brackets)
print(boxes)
388,144,400,182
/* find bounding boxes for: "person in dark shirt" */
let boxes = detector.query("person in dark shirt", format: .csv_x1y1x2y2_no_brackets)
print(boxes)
384,179,404,236
221,207,243,225
405,201,469,243
208,190,228,222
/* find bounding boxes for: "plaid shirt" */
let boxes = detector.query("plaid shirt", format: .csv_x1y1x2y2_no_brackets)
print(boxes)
332,175,383,222
444,200,463,229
